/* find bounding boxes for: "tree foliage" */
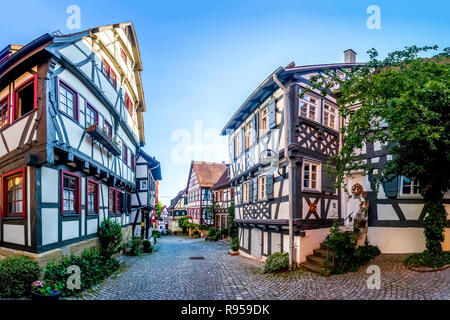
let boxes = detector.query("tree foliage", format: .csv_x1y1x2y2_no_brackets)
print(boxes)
306,45,449,263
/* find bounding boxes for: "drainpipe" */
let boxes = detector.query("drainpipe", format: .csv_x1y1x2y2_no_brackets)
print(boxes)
273,72,295,270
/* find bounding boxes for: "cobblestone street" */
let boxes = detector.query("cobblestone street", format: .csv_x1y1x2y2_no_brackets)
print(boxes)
78,236,450,300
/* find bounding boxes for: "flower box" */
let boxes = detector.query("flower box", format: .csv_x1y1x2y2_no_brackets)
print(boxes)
86,124,121,156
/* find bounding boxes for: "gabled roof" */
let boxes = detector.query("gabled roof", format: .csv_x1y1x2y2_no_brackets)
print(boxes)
220,62,363,135
139,149,162,181
211,166,230,190
189,161,227,188
168,188,186,210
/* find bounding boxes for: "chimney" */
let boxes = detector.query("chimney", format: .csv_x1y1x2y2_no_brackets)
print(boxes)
344,49,357,63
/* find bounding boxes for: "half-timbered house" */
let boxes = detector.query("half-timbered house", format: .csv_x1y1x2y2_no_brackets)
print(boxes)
186,161,227,226
130,150,161,239
211,166,233,230
168,189,187,234
0,23,149,264
221,51,361,264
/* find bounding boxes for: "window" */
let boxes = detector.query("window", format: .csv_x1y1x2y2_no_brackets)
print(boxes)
123,144,128,165
116,190,123,214
125,92,133,116
120,48,127,64
258,176,267,200
140,180,148,191
234,134,240,157
2,168,26,218
14,77,36,121
303,161,320,190
59,81,77,121
0,97,9,129
299,95,317,121
131,153,136,170
324,104,337,129
86,179,99,214
244,122,252,150
101,59,117,89
85,103,98,127
61,171,80,215
260,107,268,137
401,177,420,195
108,188,115,213
243,182,249,203
103,120,112,138
127,192,132,213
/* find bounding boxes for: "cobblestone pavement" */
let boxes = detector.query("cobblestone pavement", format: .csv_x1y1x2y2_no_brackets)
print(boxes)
78,236,450,300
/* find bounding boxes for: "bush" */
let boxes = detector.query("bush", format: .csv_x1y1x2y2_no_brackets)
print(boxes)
142,240,152,253
44,248,119,297
262,252,289,273
129,237,143,256
207,227,217,238
231,237,239,251
404,250,450,268
324,221,380,274
98,218,123,258
0,256,41,297
219,228,229,237
152,230,162,238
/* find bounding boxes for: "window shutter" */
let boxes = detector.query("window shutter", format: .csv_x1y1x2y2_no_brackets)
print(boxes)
248,181,252,203
253,177,258,202
382,174,399,197
322,165,336,194
239,129,244,154
251,115,257,145
266,174,274,199
123,192,127,213
268,98,276,129
229,134,235,159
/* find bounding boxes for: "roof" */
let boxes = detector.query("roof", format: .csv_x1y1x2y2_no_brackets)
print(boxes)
220,62,363,135
190,161,227,188
168,188,186,210
139,150,162,181
211,166,230,190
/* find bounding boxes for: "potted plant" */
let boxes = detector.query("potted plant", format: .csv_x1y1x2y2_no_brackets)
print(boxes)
31,280,62,301
143,239,153,253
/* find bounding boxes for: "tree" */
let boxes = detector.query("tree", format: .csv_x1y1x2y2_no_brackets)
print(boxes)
307,46,449,266
155,202,163,220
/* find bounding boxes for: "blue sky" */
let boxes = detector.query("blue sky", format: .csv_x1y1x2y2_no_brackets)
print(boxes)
0,0,448,205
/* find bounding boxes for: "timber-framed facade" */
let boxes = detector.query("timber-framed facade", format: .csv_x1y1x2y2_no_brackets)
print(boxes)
0,22,151,264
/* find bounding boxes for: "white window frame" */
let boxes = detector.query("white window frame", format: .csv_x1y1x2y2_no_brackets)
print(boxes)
258,176,267,200
242,182,249,203
259,107,269,137
302,160,321,191
400,176,421,197
140,180,148,191
299,94,318,122
323,104,338,130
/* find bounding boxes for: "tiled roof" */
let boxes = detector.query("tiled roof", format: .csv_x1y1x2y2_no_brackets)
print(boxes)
192,161,227,188
211,167,230,190
168,188,186,210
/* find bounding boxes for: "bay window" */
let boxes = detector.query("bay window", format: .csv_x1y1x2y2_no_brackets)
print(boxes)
299,94,317,121
323,104,337,129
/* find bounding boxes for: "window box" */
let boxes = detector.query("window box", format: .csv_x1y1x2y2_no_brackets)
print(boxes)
86,124,121,156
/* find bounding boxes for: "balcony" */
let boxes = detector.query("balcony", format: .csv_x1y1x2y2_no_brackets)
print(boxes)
86,124,121,156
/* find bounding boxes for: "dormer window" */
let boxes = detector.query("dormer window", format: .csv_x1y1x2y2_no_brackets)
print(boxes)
299,94,317,121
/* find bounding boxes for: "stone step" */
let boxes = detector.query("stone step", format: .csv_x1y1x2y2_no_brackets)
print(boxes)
300,262,329,276
320,243,330,250
307,255,329,267
313,248,330,258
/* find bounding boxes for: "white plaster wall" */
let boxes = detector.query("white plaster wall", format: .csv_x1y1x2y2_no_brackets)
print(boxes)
41,167,59,202
3,224,25,245
87,219,98,235
297,228,330,263
62,221,79,241
41,208,58,245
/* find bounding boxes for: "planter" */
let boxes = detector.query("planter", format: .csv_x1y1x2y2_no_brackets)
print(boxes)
228,250,239,256
31,292,61,301
86,124,121,156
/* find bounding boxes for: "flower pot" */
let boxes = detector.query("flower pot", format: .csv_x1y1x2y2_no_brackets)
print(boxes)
31,292,61,301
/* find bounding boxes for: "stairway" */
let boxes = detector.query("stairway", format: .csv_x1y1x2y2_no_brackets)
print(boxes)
300,243,333,276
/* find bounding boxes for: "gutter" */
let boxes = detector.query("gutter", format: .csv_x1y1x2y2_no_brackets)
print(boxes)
273,71,296,270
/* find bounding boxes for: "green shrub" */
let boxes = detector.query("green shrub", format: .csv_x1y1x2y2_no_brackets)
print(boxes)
152,230,162,238
142,240,152,253
129,237,143,256
231,237,239,251
219,228,229,237
44,248,119,297
404,250,450,268
207,227,217,238
324,221,380,274
0,256,41,297
98,218,123,258
262,252,289,273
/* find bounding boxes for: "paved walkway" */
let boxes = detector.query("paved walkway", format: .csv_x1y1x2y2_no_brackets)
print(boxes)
78,236,450,300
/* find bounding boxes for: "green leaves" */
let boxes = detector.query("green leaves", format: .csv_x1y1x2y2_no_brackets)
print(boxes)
98,218,123,258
